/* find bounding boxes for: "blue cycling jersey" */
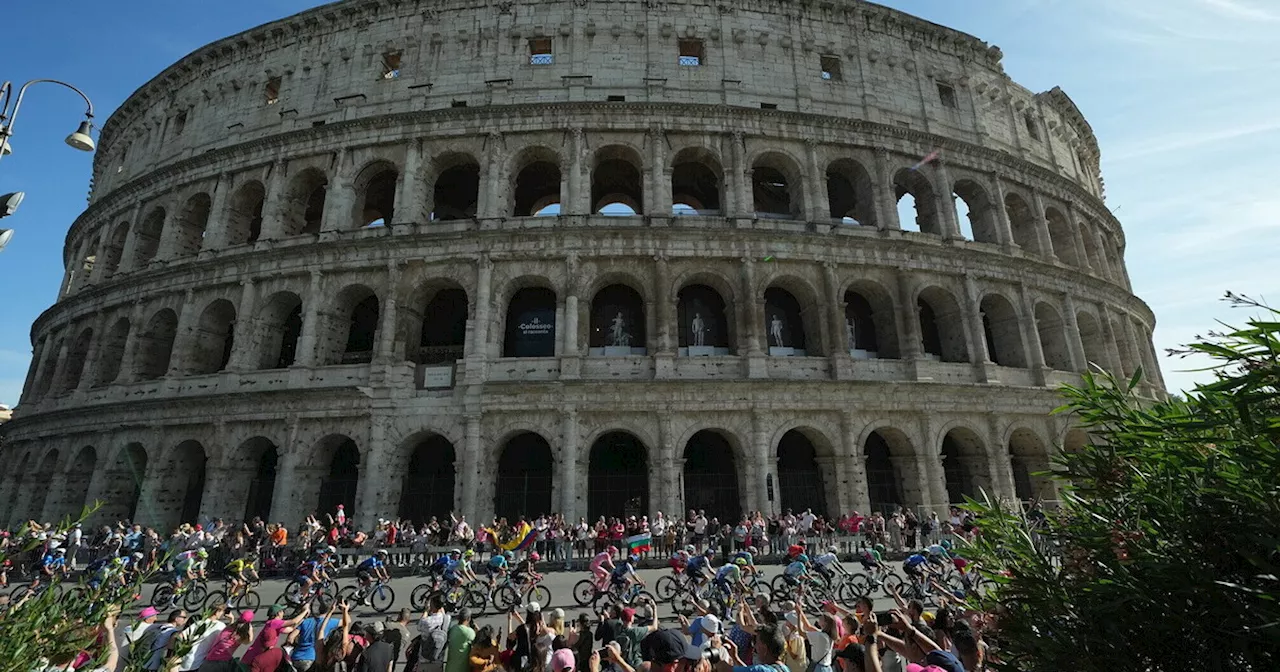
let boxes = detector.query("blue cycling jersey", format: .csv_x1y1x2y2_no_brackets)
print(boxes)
488,555,507,569
41,555,65,569
357,557,383,571
687,556,709,573
904,554,927,568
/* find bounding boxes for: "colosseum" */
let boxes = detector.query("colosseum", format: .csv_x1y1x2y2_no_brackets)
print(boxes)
0,0,1165,532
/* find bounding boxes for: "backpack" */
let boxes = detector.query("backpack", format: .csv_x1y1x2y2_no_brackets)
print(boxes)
404,636,423,672
419,614,451,663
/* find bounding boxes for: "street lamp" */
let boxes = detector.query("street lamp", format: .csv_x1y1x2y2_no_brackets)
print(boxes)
0,79,97,165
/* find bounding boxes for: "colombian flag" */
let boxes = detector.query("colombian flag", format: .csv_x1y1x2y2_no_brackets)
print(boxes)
490,522,534,552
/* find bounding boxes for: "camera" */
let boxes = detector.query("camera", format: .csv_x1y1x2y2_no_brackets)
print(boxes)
702,646,726,664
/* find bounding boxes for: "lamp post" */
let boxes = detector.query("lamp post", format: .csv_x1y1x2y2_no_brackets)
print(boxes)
0,79,97,165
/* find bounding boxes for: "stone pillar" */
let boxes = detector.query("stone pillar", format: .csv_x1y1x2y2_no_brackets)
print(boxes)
1031,191,1057,261
740,258,763,356
962,275,991,365
1119,313,1146,385
1018,284,1048,384
117,203,148,274
87,230,114,285
560,408,579,520
752,411,773,516
269,439,303,525
397,138,427,225
934,160,961,240
320,149,352,233
356,418,388,530
258,160,290,240
154,195,184,262
842,411,871,513
649,125,669,217
228,279,258,371
1098,305,1126,378
1065,203,1091,271
202,173,233,251
654,256,672,353
873,149,900,231
804,139,828,223
375,262,401,363
75,312,110,394
168,289,199,377
824,263,848,361
461,414,482,521
986,415,1016,501
566,127,587,215
730,132,750,219
989,175,1016,250
40,472,69,523
465,255,493,384
897,272,922,360
480,132,505,219
115,302,147,385
1061,294,1086,372
293,271,324,368
48,335,74,396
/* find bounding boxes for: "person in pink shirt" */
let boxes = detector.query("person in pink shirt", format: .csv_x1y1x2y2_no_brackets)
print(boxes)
201,611,256,672
241,604,309,665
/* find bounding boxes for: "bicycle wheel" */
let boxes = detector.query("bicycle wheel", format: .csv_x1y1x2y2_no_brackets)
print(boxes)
494,585,519,612
150,584,176,609
184,583,209,611
337,585,361,606
312,589,337,614
371,585,396,614
770,574,789,596
282,580,305,606
671,590,696,617
655,576,679,602
880,573,904,598
204,590,228,610
572,579,597,606
241,590,262,610
528,584,551,608
410,583,433,611
464,586,487,611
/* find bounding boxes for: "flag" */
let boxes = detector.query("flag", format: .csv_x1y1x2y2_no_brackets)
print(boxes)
513,525,539,552
908,149,942,171
625,533,652,554
492,522,534,552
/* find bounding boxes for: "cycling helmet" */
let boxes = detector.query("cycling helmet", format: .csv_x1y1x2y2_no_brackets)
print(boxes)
197,548,209,558
504,550,514,560
463,549,475,559
796,554,810,564
828,545,839,553
326,545,338,555
376,549,389,558
940,539,953,550
873,544,886,555
703,548,715,557
131,552,144,561
609,546,619,557
627,554,639,564
684,545,696,555
53,548,66,555
734,557,748,566
747,546,759,555
449,548,462,556
530,552,541,561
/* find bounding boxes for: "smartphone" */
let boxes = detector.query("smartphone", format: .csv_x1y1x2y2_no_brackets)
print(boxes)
875,612,894,627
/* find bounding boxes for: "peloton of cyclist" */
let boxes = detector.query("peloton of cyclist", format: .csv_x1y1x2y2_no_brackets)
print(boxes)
902,551,938,594
224,552,260,606
730,546,758,575
86,555,126,592
713,557,749,600
590,546,618,591
609,554,645,595
856,544,886,574
685,548,716,588
172,548,207,590
513,551,544,586
355,549,392,603
296,547,333,597
782,553,810,589
812,545,849,584
441,549,474,588
36,548,69,587
487,550,512,589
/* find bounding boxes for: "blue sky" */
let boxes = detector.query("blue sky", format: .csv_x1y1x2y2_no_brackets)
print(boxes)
1,0,1276,406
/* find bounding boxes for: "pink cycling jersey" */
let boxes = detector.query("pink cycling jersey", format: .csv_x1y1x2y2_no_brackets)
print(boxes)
590,552,611,571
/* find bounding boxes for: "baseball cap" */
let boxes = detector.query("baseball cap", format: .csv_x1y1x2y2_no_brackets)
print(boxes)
369,621,386,635
621,607,636,621
921,651,965,672
696,614,721,634
550,648,576,672
527,601,542,613
835,643,867,661
267,604,287,619
139,607,159,620
239,610,255,623
641,629,702,665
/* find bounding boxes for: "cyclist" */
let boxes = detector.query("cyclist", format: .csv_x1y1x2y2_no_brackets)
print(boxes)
686,548,715,588
296,548,332,598
812,545,848,585
781,553,810,590
713,557,749,602
902,551,935,595
37,548,69,586
731,546,758,575
512,551,544,587
608,554,644,596
669,545,692,572
590,546,618,591
486,550,512,590
355,550,392,604
172,548,207,591
440,549,469,589
224,553,259,606
856,544,885,574
85,555,126,592
124,552,146,582
786,539,807,562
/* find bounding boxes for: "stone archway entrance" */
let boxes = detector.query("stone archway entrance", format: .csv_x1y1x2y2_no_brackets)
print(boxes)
588,432,649,521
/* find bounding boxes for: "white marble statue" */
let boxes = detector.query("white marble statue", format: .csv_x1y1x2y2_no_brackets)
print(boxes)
609,311,630,347
770,314,785,347
846,317,857,351
692,312,706,347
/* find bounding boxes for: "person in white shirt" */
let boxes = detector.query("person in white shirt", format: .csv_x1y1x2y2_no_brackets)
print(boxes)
176,603,229,671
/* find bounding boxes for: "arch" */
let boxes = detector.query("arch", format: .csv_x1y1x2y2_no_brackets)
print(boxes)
94,318,130,387
399,434,457,525
226,180,266,246
4,452,33,524
100,222,129,278
671,147,723,215
353,160,399,227
132,207,166,266
894,168,941,235
862,427,914,513
133,308,178,381
412,283,469,364
589,284,646,354
678,283,732,354
56,446,97,521
316,435,361,517
1076,311,1110,374
282,168,328,236
1004,193,1041,255
980,293,1028,368
235,437,279,523
32,334,64,399
682,430,742,523
844,281,900,359
29,450,60,521
185,299,237,375
952,179,999,244
826,158,875,226
173,192,212,257
512,147,562,217
157,440,208,529
1079,221,1104,272
940,427,987,505
776,428,833,517
60,327,94,392
592,145,644,215
1034,302,1073,371
321,285,379,365
1044,207,1079,266
503,286,558,357
763,286,809,354
101,443,148,522
255,291,304,369
495,432,554,521
917,286,968,363
1008,428,1052,503
588,431,649,521
430,153,480,221
751,152,803,219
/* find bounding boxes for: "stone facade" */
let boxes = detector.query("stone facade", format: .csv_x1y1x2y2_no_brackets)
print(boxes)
0,0,1163,532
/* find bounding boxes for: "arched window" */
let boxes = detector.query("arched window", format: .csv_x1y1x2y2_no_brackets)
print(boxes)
102,443,148,522
1004,193,1041,255
1034,303,1073,371
431,155,480,221
132,207,166,267
917,288,968,363
894,169,940,235
28,451,60,521
415,286,469,364
495,433,554,521
325,287,379,365
826,159,875,226
589,284,646,355
317,436,360,516
237,438,279,523
60,328,94,392
1076,311,1110,375
952,180,999,243
226,181,266,246
844,291,880,357
354,162,398,227
683,430,741,522
399,435,457,525
980,294,1027,368
751,153,801,218
57,447,97,521
671,149,722,215
776,429,830,517
592,147,644,215
100,222,129,278
160,440,208,529
864,430,905,513
763,287,807,355
941,428,986,505
1045,207,1079,266
94,318,131,387
173,193,212,257
513,150,562,217
185,299,237,375
134,309,178,381
504,287,557,357
589,432,649,520
282,169,328,236
255,292,304,370
1008,428,1051,503
678,284,731,355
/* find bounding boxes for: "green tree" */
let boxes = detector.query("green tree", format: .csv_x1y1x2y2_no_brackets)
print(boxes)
963,295,1280,670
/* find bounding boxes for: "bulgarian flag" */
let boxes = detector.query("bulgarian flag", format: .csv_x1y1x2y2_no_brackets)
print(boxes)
625,532,652,554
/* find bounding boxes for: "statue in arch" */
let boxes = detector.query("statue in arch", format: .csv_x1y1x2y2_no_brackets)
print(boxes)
691,312,706,347
609,312,631,347
846,317,857,351
770,314,786,348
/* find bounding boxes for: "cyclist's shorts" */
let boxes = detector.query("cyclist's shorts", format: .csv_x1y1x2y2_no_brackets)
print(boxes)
357,570,374,582
783,574,800,587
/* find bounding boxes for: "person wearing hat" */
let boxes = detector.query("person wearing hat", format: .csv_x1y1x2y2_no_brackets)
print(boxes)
614,598,659,669
640,629,703,671
120,606,160,665
361,621,397,672
551,648,577,672
242,603,309,666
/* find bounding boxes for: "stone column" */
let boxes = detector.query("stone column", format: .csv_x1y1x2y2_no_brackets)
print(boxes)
40,472,70,523
1030,191,1057,261
87,230,115,285
356,418,389,530
730,132,750,218
752,411,773,516
824,263,848,360
560,408,579,520
1018,284,1048,384
467,254,494,365
258,160,290,240
962,275,991,365
375,262,401,363
1065,203,1091,271
989,175,1016,250
804,139,828,223
1098,305,1126,378
897,272,922,360
986,415,1017,501
117,203,148,274
154,195,185,262
654,256,673,353
114,302,147,385
397,138,427,225
461,414,482,521
75,312,110,394
842,412,871,513
1061,294,1086,372
269,438,303,525
873,149,900,231
167,289,199,377
480,132,505,219
202,173,233,250
47,333,74,395
320,149,353,233
648,124,669,216
1119,313,1146,385
228,279,258,371
566,127,587,215
740,258,763,356
293,271,324,367
934,160,961,240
